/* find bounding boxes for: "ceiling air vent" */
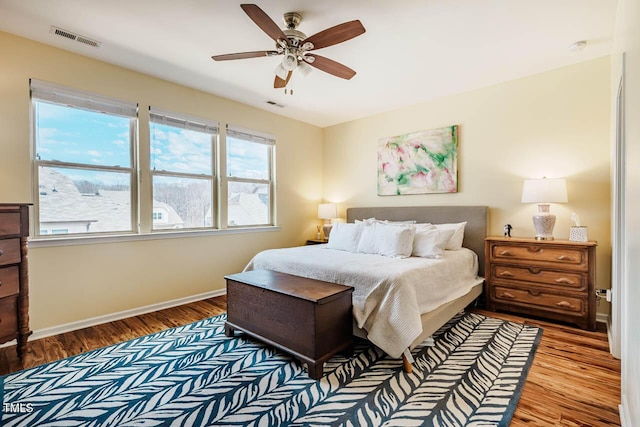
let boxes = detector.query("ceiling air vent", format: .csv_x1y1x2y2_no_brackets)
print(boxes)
266,100,285,108
50,26,102,48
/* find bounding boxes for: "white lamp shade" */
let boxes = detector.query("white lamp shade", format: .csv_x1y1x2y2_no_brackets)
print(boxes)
297,61,312,77
318,203,338,219
274,63,288,80
521,178,568,203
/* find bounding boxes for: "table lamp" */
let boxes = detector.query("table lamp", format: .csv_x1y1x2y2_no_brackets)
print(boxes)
318,203,338,240
521,177,567,240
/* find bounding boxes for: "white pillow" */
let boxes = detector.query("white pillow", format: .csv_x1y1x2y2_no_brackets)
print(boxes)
434,222,467,250
326,222,363,252
357,221,416,258
355,217,376,225
413,226,455,258
382,219,417,225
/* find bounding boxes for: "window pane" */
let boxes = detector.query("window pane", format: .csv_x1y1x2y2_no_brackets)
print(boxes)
35,102,131,167
228,181,270,226
153,175,212,229
151,122,212,175
38,166,132,234
227,137,269,179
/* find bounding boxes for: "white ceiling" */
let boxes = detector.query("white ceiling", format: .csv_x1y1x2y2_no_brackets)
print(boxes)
0,0,617,128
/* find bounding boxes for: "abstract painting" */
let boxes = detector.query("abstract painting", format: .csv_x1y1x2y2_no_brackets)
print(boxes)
378,125,458,195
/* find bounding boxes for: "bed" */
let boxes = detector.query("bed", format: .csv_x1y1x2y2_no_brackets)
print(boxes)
244,205,488,369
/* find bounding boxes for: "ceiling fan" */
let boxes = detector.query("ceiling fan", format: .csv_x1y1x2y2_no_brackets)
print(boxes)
211,4,366,89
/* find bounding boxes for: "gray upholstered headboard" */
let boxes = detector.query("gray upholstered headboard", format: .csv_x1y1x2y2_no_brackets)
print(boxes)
346,206,488,277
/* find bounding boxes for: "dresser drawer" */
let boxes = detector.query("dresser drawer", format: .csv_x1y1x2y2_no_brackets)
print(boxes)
491,265,585,290
0,213,22,236
0,267,20,298
493,285,585,315
0,296,18,339
0,239,21,266
491,244,587,270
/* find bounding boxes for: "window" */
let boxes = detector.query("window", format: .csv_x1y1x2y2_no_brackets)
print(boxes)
30,81,276,242
149,109,218,230
31,80,137,237
226,126,275,227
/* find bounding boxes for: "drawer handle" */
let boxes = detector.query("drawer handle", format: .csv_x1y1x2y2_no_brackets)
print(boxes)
528,246,543,253
556,301,574,309
528,268,542,275
0,249,3,256
498,270,514,277
557,255,574,261
498,291,516,299
499,250,515,257
555,277,575,285
528,290,541,297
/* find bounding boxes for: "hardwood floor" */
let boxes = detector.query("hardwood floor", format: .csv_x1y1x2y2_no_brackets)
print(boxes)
0,296,621,426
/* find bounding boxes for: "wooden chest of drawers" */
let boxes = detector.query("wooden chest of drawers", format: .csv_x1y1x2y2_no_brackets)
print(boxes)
0,204,31,357
225,269,353,379
484,237,597,330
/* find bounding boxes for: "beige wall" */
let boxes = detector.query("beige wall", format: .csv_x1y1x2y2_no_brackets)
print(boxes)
323,57,612,314
0,31,324,329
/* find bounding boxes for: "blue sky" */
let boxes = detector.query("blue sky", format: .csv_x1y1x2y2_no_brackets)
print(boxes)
36,101,270,182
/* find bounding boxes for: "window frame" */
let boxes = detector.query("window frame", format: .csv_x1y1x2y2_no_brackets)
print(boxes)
149,107,219,232
225,125,276,228
30,79,139,239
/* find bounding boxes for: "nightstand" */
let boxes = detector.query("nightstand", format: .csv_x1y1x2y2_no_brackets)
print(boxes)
484,237,597,330
306,239,327,245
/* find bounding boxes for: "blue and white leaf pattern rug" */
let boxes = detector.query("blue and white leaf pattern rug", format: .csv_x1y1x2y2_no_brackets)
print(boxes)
0,312,541,426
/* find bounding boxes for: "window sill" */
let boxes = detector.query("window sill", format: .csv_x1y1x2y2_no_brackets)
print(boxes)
29,226,281,248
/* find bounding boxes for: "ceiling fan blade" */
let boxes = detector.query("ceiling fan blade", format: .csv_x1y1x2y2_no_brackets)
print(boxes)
274,71,293,88
305,54,356,80
212,51,279,61
241,4,288,43
303,20,365,50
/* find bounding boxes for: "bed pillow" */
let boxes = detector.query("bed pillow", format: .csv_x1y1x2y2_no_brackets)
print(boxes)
434,221,467,250
412,225,455,258
326,222,363,252
355,217,376,225
357,221,416,258
382,219,417,225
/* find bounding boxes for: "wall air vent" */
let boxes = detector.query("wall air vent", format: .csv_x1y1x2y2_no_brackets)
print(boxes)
50,26,102,48
266,100,285,108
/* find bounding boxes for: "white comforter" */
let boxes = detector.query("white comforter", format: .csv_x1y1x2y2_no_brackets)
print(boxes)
244,245,482,358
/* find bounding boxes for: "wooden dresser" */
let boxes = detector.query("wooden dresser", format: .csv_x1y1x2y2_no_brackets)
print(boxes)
0,204,31,357
485,237,597,330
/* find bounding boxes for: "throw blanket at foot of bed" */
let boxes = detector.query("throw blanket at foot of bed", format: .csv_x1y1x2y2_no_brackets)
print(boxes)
0,312,541,426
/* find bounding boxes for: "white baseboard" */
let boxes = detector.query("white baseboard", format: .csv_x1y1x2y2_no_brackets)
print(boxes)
620,394,632,427
597,312,609,325
596,312,620,358
1,289,227,348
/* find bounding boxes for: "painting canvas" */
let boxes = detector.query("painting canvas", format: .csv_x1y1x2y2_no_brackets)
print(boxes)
378,125,458,195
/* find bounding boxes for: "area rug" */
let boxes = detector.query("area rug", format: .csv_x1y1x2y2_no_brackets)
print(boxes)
0,312,541,426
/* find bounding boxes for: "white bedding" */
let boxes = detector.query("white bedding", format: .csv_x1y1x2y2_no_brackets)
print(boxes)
244,245,483,358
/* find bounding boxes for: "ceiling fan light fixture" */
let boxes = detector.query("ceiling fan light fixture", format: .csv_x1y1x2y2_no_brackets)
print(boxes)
298,61,312,77
282,51,298,70
274,63,288,80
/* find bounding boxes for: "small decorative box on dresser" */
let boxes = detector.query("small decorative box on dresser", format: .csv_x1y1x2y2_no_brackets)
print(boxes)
485,237,597,330
0,204,31,357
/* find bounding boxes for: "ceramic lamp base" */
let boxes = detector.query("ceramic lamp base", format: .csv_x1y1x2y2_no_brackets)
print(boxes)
532,204,556,240
322,223,333,241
